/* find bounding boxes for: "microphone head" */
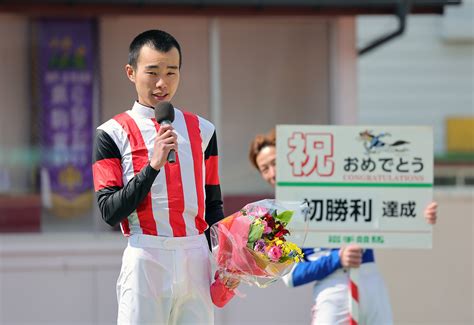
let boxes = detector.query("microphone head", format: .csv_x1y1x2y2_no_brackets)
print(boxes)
155,101,175,123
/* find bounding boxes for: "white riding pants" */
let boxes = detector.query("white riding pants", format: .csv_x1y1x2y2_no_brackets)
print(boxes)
311,262,393,325
116,234,213,325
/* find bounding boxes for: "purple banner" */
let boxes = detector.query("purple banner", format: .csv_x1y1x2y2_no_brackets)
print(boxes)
38,19,95,215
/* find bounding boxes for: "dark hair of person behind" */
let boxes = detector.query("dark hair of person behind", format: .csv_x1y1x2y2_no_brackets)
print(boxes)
128,29,182,69
249,128,276,170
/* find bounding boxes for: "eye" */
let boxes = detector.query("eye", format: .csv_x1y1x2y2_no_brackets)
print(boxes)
146,71,157,76
167,72,175,76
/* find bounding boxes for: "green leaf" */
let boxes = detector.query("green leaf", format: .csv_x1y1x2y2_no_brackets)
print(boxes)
275,210,293,224
279,256,293,263
247,223,264,247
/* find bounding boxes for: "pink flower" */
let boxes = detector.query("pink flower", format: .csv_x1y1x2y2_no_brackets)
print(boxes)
267,246,282,262
260,220,272,234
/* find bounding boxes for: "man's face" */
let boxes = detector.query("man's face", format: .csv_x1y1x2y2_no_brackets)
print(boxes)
126,45,180,107
256,145,276,188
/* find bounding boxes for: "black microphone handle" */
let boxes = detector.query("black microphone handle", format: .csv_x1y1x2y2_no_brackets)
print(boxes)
167,149,176,164
160,120,176,164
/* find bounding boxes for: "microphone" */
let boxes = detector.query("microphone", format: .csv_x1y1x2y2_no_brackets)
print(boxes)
155,101,176,163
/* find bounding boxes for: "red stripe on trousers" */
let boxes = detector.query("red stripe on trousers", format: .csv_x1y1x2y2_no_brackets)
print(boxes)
114,113,157,236
205,155,220,185
153,120,186,237
182,112,207,234
350,279,359,302
350,279,359,325
92,158,123,191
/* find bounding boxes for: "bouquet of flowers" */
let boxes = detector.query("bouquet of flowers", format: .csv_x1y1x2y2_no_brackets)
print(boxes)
210,199,305,288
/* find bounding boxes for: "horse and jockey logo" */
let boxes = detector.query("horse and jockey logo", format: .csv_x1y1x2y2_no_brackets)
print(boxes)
358,130,410,155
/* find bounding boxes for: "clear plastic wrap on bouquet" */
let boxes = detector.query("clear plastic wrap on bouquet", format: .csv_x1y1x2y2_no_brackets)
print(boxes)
210,199,307,288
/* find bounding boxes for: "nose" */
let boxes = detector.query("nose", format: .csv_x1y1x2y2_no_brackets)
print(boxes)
269,165,276,182
269,165,276,175
156,77,167,89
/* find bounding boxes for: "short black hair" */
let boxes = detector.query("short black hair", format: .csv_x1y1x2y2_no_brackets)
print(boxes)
128,29,182,69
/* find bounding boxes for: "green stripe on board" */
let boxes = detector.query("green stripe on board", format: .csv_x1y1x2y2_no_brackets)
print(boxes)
277,182,432,188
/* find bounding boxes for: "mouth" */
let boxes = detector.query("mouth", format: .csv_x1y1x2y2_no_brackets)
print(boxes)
152,93,168,101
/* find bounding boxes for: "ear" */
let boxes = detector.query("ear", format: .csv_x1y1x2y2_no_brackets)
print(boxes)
125,64,135,83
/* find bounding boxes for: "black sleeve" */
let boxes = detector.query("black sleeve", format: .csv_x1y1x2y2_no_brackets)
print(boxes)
205,184,224,228
94,129,159,227
204,131,224,249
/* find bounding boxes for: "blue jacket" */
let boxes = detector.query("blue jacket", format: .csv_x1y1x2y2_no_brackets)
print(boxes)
284,248,375,287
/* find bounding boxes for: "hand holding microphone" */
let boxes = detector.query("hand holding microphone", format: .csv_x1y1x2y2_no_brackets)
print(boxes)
150,101,177,170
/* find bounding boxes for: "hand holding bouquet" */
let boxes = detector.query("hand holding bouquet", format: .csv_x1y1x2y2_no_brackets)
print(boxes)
210,199,305,288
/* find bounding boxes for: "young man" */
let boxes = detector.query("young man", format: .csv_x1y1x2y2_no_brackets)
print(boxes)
249,129,438,325
93,29,235,324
